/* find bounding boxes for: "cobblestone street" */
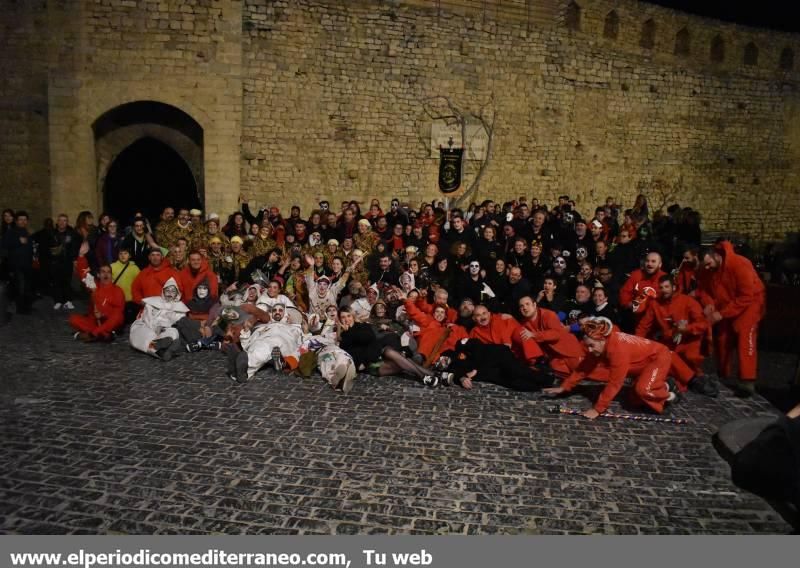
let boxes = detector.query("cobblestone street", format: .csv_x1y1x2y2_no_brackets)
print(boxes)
0,303,793,534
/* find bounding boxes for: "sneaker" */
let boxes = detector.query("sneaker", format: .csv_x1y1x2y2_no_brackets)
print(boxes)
185,341,203,353
206,341,222,351
666,377,682,404
73,331,81,340
422,375,440,388
667,391,678,403
271,346,284,371
439,372,455,386
53,303,63,311
228,373,247,385
688,376,719,398
63,301,75,310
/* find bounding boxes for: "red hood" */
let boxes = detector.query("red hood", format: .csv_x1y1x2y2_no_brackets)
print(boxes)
714,240,736,262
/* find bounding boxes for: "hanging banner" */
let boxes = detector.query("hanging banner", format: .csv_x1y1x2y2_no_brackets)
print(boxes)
438,147,464,194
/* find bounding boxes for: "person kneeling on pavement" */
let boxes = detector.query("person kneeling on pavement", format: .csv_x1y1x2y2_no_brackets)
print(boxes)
447,338,555,392
543,317,680,419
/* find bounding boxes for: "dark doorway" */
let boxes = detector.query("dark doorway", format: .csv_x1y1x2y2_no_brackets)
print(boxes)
104,137,200,226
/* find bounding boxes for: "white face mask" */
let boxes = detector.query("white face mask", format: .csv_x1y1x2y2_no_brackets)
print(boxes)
469,263,480,275
196,285,209,299
163,285,179,302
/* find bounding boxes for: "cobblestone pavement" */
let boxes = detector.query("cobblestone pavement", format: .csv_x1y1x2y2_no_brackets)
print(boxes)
0,301,793,534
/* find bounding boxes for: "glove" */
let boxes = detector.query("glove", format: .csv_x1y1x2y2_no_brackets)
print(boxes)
481,283,496,299
82,272,97,291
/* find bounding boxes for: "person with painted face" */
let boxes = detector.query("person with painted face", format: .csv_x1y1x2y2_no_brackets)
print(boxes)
457,259,494,307
178,251,219,317
129,276,189,360
547,255,572,293
304,252,360,330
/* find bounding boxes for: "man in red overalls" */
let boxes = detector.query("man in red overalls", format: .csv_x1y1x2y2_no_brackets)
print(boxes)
69,244,125,341
544,317,681,419
619,251,666,327
518,296,584,376
469,304,543,363
636,275,717,397
696,241,765,397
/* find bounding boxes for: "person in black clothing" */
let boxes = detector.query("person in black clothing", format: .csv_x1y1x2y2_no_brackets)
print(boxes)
448,338,553,391
47,214,80,310
239,247,282,285
609,228,642,277
121,217,154,269
503,266,533,314
337,307,441,386
1,211,34,314
505,237,534,278
31,218,55,295
596,265,621,306
591,285,619,323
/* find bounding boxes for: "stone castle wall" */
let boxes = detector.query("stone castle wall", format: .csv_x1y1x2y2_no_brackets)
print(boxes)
1,0,799,239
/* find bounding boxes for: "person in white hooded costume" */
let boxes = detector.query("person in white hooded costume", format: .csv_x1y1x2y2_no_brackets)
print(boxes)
229,303,305,383
129,276,189,359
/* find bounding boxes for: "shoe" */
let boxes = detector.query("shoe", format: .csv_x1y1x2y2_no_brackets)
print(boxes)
185,341,203,353
341,363,356,394
206,341,222,351
733,380,755,398
439,372,455,386
63,301,75,310
228,373,248,385
53,303,63,311
271,346,284,371
235,351,250,382
422,375,440,388
73,331,81,340
666,377,682,404
688,376,719,398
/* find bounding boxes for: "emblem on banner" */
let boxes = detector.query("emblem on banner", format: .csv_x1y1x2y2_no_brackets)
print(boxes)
438,145,463,194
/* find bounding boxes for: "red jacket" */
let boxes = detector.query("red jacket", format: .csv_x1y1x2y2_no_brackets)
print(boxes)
562,332,670,413
404,300,468,360
522,307,585,360
469,314,520,346
470,313,543,361
619,268,667,313
131,263,181,304
635,292,707,344
696,241,765,320
415,297,457,323
75,256,126,324
178,261,219,304
675,263,698,296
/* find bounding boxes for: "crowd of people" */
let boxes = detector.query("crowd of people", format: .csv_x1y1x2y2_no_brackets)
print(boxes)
0,192,765,418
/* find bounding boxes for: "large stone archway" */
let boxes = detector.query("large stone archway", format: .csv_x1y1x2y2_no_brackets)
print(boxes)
93,101,204,219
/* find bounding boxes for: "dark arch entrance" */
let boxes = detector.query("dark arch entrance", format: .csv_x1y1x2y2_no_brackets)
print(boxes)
93,100,204,227
103,137,201,226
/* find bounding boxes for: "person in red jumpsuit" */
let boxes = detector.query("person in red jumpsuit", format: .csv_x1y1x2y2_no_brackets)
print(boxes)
131,249,181,305
619,251,666,324
696,241,766,397
636,275,718,397
517,296,584,376
69,243,125,341
675,246,700,297
543,317,680,419
403,296,468,365
469,304,543,363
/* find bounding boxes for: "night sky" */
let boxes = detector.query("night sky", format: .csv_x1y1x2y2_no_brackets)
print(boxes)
643,1,800,33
